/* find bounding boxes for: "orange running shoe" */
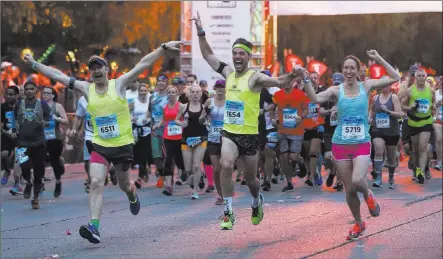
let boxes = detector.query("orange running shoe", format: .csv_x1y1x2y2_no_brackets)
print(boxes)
365,190,380,217
347,221,366,240
156,177,164,188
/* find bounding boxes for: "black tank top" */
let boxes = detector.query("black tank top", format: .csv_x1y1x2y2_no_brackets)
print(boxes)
182,103,208,139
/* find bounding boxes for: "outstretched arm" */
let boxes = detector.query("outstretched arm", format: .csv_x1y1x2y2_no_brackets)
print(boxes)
364,50,401,92
117,41,182,96
191,12,234,78
24,54,88,95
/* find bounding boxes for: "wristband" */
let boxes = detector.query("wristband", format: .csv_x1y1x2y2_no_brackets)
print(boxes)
303,77,312,84
31,61,38,71
68,77,75,89
161,43,168,51
197,30,206,37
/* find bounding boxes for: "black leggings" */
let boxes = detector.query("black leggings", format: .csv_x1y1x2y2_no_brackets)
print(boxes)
134,135,154,177
163,139,185,177
20,144,46,186
46,139,65,180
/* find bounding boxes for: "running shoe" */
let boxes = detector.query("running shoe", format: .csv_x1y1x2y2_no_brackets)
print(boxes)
215,197,224,205
425,167,432,180
370,170,377,180
240,180,246,186
388,174,396,189
347,222,366,240
142,171,150,183
279,173,285,181
271,176,278,184
85,184,90,193
162,186,173,196
206,185,215,193
372,174,383,188
31,199,40,209
262,181,271,191
251,193,264,225
198,175,205,190
220,210,236,230
134,179,143,189
23,183,33,199
305,179,314,187
109,166,118,185
175,179,183,186
434,161,442,171
416,168,425,184
365,190,381,217
180,171,188,183
326,173,335,187
54,182,62,198
297,162,307,178
314,176,323,186
129,193,140,215
333,182,344,191
191,192,199,200
79,223,100,244
9,185,23,196
281,183,294,192
156,177,164,188
1,176,8,185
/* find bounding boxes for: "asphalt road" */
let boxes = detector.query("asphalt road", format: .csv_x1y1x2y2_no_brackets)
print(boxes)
1,161,442,259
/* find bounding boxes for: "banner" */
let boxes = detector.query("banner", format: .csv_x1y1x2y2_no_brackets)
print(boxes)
270,1,442,16
192,1,251,89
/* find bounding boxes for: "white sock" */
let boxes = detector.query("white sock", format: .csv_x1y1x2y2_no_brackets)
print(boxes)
224,197,233,212
252,196,259,208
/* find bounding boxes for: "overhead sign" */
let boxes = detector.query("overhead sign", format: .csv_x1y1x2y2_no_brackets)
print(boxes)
192,1,251,89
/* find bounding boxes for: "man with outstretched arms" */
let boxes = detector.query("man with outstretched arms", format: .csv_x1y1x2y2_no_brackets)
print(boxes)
23,40,181,243
191,12,298,230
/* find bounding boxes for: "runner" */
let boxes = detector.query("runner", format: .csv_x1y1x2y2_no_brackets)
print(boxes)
258,70,279,191
302,71,326,186
24,40,182,243
131,83,154,189
41,86,69,197
321,73,343,191
271,76,308,192
191,12,297,229
302,50,401,240
175,85,208,199
369,80,403,189
433,77,442,170
152,85,185,196
149,74,170,188
203,79,226,204
1,86,23,195
401,68,435,184
13,81,51,209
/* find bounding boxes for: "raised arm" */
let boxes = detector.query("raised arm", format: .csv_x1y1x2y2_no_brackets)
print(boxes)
23,54,88,95
117,41,182,95
252,72,297,92
363,50,401,93
190,12,233,79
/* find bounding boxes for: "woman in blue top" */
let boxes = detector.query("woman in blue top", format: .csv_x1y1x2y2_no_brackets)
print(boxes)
301,50,401,240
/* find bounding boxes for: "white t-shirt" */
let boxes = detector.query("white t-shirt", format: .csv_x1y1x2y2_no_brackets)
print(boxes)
76,96,93,140
133,98,151,137
436,89,442,103
126,89,139,104
264,87,280,130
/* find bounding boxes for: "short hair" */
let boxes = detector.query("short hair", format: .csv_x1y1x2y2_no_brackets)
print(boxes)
43,86,58,102
232,38,253,51
310,71,319,77
186,74,197,80
7,85,19,94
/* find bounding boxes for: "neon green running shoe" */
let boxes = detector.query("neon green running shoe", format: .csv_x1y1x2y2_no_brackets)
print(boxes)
220,210,236,230
251,193,264,225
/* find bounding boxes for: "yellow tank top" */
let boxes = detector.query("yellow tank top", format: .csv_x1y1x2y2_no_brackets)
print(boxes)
223,70,260,134
87,79,134,147
407,84,433,128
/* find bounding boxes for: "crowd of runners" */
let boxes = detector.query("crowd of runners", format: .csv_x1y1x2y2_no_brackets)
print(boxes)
1,12,442,243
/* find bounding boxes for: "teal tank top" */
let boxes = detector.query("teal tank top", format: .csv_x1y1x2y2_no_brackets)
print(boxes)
332,82,370,145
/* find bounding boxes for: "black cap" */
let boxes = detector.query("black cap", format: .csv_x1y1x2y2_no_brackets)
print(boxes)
88,56,108,69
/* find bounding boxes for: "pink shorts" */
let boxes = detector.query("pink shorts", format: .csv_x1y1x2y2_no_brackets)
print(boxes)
331,142,371,161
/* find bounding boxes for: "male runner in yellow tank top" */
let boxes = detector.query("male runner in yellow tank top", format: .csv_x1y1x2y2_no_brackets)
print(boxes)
191,12,299,230
23,40,181,243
